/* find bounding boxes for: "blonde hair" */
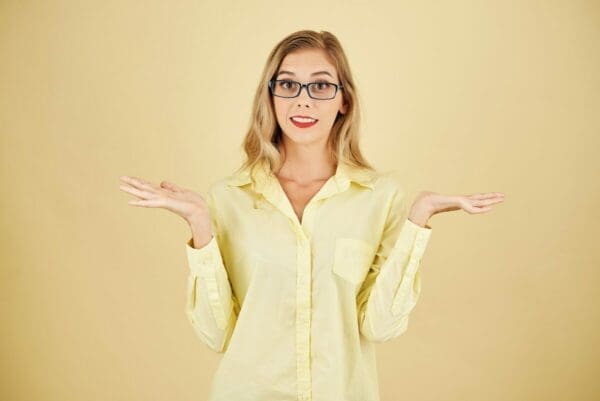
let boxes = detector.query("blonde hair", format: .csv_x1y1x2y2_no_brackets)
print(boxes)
235,29,376,178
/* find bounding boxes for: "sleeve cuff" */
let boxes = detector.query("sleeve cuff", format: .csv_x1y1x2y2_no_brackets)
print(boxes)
393,218,433,255
390,219,433,316
185,235,224,277
185,235,230,330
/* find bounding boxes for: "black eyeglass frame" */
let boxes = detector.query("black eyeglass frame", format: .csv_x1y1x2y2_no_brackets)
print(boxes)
267,79,344,100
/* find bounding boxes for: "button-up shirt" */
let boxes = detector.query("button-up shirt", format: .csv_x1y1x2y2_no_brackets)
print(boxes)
184,159,433,401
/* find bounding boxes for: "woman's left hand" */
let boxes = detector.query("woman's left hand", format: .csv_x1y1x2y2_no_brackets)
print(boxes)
408,191,506,228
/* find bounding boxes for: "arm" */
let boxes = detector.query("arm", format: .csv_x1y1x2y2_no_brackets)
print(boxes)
356,188,433,343
185,189,239,353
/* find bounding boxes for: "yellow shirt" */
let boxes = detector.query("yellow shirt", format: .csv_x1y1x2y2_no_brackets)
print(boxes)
184,159,433,401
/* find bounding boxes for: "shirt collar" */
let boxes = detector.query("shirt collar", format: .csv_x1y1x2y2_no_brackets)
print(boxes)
225,159,377,192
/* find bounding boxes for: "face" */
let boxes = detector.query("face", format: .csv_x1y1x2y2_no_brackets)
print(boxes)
271,48,347,149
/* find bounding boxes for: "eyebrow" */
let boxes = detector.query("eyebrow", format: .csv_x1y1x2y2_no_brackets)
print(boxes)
276,70,334,79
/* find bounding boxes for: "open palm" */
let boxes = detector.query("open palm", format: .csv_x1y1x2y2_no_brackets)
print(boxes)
419,191,505,215
118,175,208,222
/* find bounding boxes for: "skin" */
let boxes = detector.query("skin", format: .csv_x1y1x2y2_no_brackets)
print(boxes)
270,48,505,227
118,48,505,246
408,190,505,229
271,48,350,223
271,48,347,185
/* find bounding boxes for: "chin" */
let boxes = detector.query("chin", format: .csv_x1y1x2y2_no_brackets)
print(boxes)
282,130,325,145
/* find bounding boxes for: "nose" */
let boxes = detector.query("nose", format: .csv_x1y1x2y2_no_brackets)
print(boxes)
296,84,313,107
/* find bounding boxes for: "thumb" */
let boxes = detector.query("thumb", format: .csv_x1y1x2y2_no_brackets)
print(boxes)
161,181,182,191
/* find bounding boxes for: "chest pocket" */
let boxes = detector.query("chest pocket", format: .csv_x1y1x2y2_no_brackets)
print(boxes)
332,237,377,286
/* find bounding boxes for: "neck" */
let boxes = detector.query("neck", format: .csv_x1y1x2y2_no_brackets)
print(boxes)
276,138,335,184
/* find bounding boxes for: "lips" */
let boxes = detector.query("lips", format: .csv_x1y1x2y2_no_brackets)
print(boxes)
290,116,318,128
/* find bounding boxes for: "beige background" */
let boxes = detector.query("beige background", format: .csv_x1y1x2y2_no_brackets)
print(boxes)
1,0,598,400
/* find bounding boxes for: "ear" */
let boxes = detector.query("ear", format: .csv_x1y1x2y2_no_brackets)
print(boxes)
339,102,348,115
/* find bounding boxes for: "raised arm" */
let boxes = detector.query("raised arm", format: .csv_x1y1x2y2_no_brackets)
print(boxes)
356,183,505,343
185,188,239,353
356,188,433,343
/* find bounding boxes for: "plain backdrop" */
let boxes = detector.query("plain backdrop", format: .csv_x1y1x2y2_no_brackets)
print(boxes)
1,0,598,400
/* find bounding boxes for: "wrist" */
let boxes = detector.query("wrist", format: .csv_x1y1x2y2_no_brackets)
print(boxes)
408,199,433,228
188,222,214,249
187,214,212,234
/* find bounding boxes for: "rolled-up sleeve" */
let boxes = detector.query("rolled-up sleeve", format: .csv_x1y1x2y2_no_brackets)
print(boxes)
356,187,433,343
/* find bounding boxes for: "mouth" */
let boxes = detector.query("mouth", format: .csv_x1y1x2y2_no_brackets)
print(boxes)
290,117,318,128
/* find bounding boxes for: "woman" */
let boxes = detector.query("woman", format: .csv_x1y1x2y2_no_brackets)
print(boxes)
119,30,504,401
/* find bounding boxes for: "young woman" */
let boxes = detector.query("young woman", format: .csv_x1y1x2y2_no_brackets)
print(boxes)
119,30,504,401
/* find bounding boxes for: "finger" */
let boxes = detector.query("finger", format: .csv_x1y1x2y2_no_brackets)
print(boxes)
119,183,156,199
469,194,505,203
487,197,505,205
468,205,492,213
468,193,503,200
472,198,504,207
128,198,166,207
161,181,183,192
120,176,160,192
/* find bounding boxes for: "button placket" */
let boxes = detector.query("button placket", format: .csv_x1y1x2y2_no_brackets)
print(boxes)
295,228,312,400
293,204,316,401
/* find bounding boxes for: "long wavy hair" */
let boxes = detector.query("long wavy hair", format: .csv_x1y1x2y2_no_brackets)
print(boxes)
235,29,376,177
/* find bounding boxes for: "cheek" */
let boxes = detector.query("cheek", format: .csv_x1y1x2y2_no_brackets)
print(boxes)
322,104,341,122
273,100,289,122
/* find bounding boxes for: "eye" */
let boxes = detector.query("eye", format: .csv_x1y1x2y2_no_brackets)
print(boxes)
279,80,295,89
314,81,331,90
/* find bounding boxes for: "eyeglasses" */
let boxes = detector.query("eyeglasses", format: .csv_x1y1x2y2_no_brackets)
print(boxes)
268,79,344,100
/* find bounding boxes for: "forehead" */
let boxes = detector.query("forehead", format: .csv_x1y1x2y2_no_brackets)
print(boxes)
277,49,338,79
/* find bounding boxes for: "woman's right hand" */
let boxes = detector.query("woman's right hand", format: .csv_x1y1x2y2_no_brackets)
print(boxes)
118,175,212,231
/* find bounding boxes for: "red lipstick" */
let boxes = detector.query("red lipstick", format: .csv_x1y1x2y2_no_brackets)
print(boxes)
290,117,318,128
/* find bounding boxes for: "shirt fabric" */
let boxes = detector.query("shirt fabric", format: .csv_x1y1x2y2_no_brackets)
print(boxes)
184,159,433,401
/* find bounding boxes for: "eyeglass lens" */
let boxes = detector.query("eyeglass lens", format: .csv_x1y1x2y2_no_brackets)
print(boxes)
271,80,337,99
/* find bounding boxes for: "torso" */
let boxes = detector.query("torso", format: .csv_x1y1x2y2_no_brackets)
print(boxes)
276,175,330,224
